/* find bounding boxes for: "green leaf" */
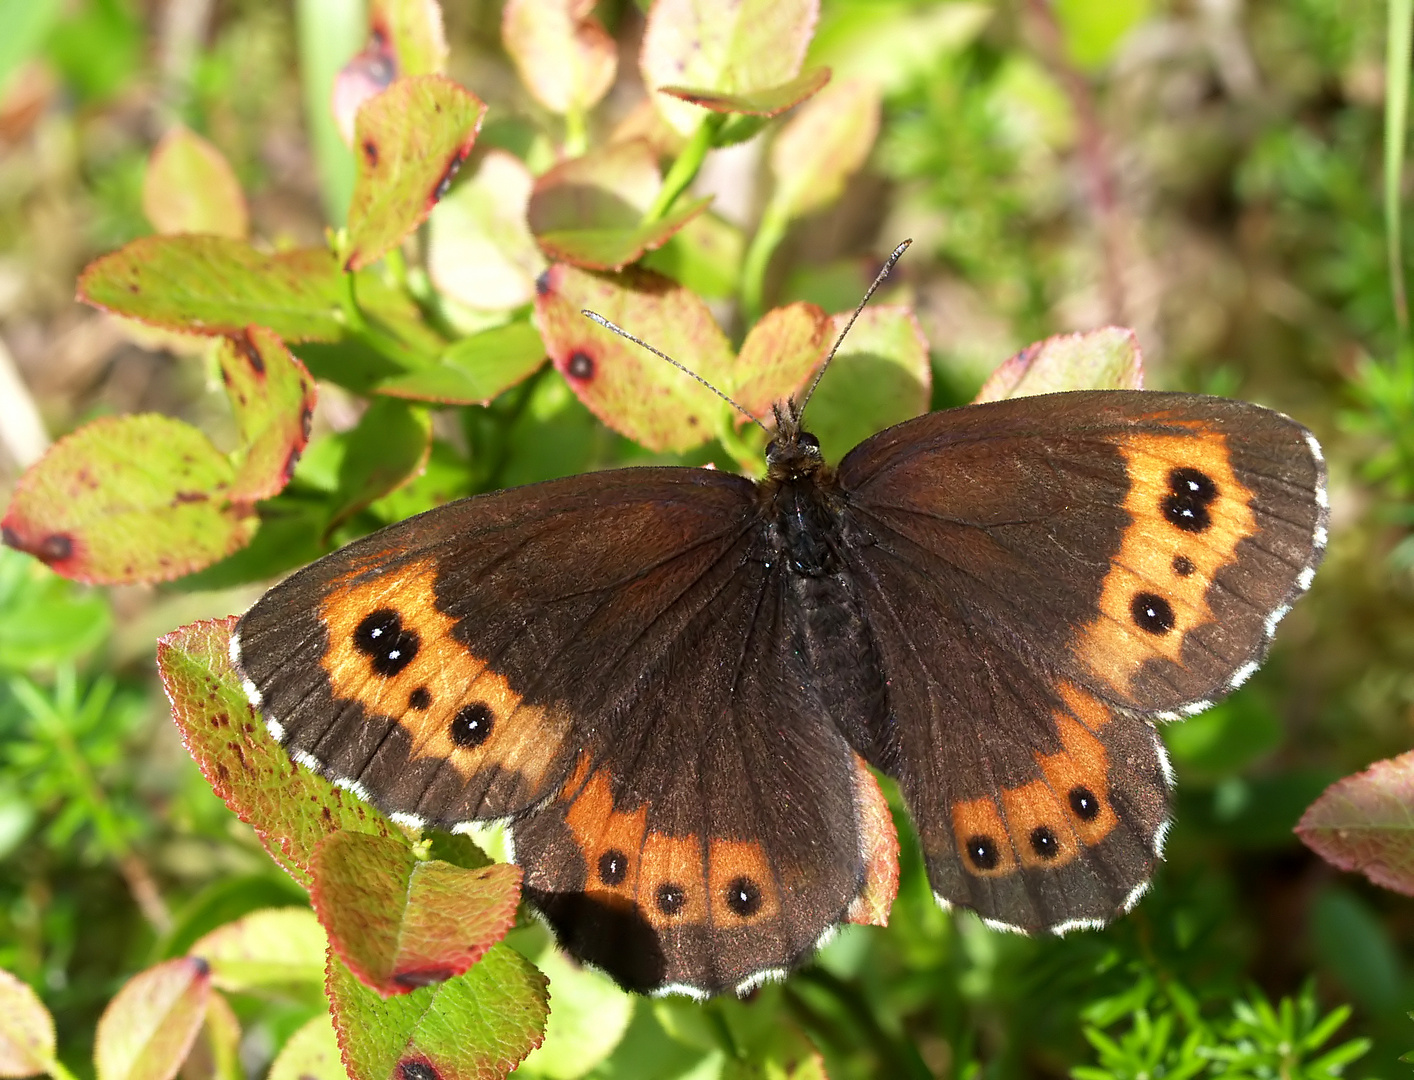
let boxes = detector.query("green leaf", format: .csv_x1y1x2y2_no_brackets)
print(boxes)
1,414,256,585
1296,749,1414,895
157,617,401,890
502,0,616,115
973,327,1144,402
730,302,830,422
344,75,487,271
640,0,819,136
311,831,522,995
323,398,433,530
1053,0,1150,70
371,0,448,76
809,2,992,95
659,66,831,118
0,0,61,94
805,306,931,462
0,547,111,669
427,149,545,312
94,958,211,1080
220,328,318,504
78,237,346,342
767,76,881,223
533,264,734,452
327,944,547,1079
189,907,329,993
142,125,249,239
368,439,474,523
0,968,56,1078
639,211,745,299
173,497,331,591
516,943,633,1079
268,1013,345,1080
377,321,545,406
536,199,713,272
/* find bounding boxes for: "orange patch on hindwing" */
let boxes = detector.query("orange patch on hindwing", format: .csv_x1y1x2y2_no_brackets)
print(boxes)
956,683,1120,877
317,560,571,787
1076,429,1257,699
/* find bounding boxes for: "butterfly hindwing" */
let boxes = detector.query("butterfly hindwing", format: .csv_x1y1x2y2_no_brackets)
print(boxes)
837,390,1326,930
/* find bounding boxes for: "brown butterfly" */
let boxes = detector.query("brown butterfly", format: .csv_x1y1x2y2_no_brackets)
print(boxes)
232,269,1327,997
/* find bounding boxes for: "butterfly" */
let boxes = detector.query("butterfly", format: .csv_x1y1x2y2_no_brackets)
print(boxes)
232,308,1327,997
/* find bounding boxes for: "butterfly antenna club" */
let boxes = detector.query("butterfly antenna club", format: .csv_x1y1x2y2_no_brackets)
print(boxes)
798,239,913,413
579,309,769,433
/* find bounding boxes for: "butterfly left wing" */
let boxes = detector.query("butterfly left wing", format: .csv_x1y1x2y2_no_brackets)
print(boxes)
834,390,1327,930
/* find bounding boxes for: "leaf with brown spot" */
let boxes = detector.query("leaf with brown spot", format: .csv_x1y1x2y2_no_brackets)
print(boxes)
372,0,447,76
94,957,211,1080
157,617,398,891
142,125,249,238
503,0,616,115
312,831,522,996
79,238,345,342
328,945,546,1080
640,0,819,136
533,263,734,452
730,302,831,423
973,326,1144,403
0,968,56,1078
221,328,318,504
344,75,486,272
1,414,257,584
1296,749,1414,896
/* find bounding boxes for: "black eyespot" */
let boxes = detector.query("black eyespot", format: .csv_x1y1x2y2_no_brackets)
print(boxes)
598,849,628,886
450,702,493,748
1069,786,1100,821
725,876,762,917
353,609,419,676
1172,554,1196,577
399,1062,438,1080
1029,826,1059,860
408,687,432,710
1131,592,1175,634
566,351,594,380
966,835,999,870
656,883,686,915
1163,467,1217,533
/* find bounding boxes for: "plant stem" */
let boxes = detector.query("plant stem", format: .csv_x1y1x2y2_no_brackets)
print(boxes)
1385,0,1412,333
643,114,722,224
565,102,588,158
740,201,789,323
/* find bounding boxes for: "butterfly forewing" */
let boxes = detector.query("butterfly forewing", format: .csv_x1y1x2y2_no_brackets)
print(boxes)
836,390,1327,931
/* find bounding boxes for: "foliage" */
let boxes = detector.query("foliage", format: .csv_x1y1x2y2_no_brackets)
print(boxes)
0,0,1411,1076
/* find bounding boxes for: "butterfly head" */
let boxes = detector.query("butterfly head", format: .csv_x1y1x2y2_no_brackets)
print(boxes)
765,402,825,481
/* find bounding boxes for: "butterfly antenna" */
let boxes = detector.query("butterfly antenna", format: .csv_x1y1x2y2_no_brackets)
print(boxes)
797,239,913,414
580,310,769,433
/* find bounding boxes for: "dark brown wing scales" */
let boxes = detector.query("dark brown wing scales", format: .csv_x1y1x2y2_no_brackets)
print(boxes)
837,391,1325,932
512,552,868,995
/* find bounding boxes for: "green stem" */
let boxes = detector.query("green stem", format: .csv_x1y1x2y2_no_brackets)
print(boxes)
643,114,722,224
564,102,588,158
45,1057,80,1080
740,200,790,323
1386,0,1412,334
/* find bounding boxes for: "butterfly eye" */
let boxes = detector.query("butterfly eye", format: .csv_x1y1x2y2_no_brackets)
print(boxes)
797,432,821,452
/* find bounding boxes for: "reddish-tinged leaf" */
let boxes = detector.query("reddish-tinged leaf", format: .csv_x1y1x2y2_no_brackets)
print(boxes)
190,908,328,992
372,0,447,76
641,0,819,136
268,1013,344,1080
730,302,830,422
93,957,211,1080
768,76,881,222
1296,750,1414,895
142,126,249,239
503,0,616,114
312,832,522,996
973,326,1144,402
536,198,712,272
157,617,398,890
528,140,663,235
427,149,544,311
846,757,899,927
345,75,487,271
78,238,345,342
220,328,317,504
0,969,55,1078
533,263,734,452
333,39,398,147
377,321,546,405
807,306,930,462
1,414,256,584
659,66,831,117
328,946,547,1080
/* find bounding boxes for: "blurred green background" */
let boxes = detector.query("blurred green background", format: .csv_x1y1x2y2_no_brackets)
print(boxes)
0,0,1410,1076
